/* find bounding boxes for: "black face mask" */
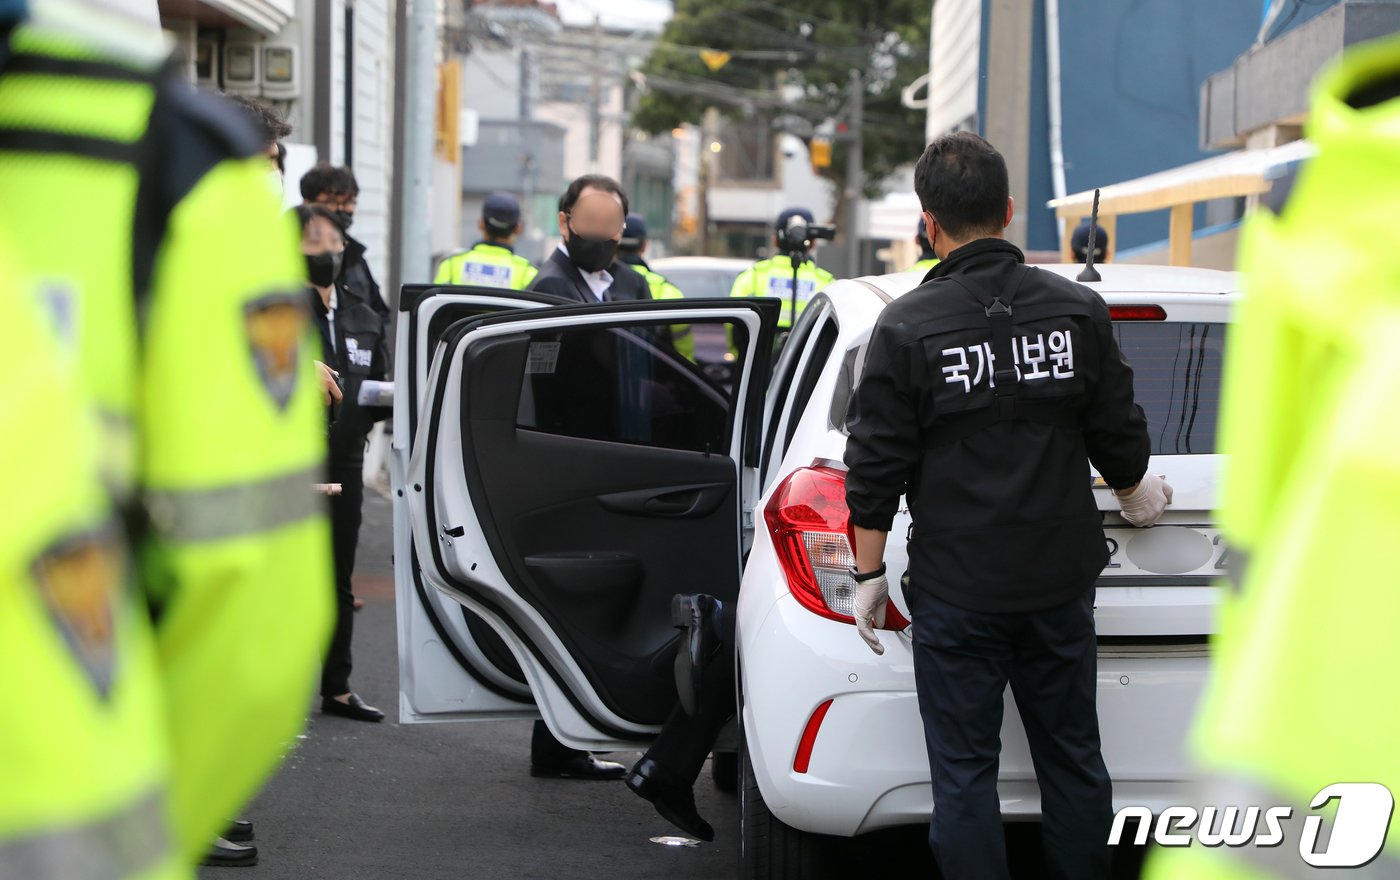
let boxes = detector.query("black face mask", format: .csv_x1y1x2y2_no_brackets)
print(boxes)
566,231,619,274
305,251,343,288
334,210,354,232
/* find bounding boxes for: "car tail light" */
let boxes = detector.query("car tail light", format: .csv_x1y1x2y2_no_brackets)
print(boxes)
764,464,910,630
1109,305,1167,321
793,699,833,774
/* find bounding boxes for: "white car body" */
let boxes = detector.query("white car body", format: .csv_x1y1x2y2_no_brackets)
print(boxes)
390,263,1238,863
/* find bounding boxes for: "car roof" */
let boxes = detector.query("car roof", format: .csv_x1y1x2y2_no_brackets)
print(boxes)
650,256,754,272
859,263,1241,300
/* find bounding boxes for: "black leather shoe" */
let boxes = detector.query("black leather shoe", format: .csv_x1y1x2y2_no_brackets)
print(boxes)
672,594,721,717
321,693,385,722
626,756,715,842
202,837,258,867
530,754,628,780
224,819,254,843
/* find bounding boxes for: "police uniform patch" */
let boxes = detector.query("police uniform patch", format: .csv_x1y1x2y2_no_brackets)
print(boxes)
245,292,307,410
32,530,125,699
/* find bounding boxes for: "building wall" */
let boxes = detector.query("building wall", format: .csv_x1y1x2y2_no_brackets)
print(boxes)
1049,0,1259,251
330,0,395,288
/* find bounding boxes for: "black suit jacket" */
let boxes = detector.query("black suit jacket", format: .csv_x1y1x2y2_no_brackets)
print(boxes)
528,248,652,303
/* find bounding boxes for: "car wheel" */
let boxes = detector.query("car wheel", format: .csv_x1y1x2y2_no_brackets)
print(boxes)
711,750,739,793
738,718,836,880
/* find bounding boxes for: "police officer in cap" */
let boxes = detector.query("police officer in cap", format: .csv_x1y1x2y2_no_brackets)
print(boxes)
1072,217,1110,264
908,216,940,273
728,206,835,331
844,131,1172,879
617,213,695,360
434,191,539,289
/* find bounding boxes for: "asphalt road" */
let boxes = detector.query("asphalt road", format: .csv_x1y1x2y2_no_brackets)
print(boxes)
203,491,1152,879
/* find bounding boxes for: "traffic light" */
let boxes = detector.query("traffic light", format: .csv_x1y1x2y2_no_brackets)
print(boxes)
810,136,832,171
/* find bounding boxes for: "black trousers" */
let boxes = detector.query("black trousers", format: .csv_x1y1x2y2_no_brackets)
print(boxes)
321,463,363,697
906,584,1112,880
644,601,738,783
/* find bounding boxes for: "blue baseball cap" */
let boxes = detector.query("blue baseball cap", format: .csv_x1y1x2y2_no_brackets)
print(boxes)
621,213,648,247
916,217,931,243
776,206,815,229
0,0,27,25
482,192,522,233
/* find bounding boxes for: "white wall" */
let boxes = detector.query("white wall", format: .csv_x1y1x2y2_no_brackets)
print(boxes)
927,0,980,140
325,0,395,291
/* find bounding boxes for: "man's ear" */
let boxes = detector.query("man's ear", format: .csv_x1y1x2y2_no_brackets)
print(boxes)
478,219,486,235
558,211,569,240
1005,197,1015,229
514,222,524,237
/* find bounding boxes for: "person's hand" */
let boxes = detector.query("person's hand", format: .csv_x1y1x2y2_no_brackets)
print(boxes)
853,571,889,655
315,360,342,406
1114,473,1174,528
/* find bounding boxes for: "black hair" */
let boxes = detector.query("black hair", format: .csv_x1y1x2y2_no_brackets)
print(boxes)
223,93,292,145
294,203,342,234
558,174,629,218
913,132,1009,240
299,163,359,201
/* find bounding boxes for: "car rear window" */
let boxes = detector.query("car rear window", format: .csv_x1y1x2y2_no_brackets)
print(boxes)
1114,321,1227,455
659,268,743,299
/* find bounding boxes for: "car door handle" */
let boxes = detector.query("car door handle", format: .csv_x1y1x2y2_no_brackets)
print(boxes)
596,483,731,519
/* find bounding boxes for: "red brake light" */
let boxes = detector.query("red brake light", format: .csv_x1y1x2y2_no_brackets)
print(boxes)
763,465,910,631
1109,305,1167,321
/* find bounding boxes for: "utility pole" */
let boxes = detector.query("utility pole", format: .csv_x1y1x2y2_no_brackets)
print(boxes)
398,0,436,284
844,68,865,277
588,15,601,172
697,106,718,256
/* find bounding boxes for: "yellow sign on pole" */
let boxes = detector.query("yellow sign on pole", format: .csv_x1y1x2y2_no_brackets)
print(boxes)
435,61,461,164
700,50,731,72
810,136,832,170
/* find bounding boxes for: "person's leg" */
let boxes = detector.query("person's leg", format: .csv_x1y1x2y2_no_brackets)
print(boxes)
627,639,735,841
647,643,735,783
907,585,1015,880
1007,589,1113,880
320,466,362,699
531,720,584,765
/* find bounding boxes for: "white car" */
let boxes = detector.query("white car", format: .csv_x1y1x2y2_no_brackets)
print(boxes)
391,263,1237,878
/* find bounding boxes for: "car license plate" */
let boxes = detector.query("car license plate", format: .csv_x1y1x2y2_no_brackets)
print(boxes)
1101,525,1229,580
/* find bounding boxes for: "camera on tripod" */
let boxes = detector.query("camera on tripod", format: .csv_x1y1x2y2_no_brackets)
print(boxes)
776,215,837,255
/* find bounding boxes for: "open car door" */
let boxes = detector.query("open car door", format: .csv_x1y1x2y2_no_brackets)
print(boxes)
405,297,779,748
392,284,571,723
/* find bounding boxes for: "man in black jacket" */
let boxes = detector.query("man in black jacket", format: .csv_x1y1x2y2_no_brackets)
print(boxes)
529,174,651,304
301,164,389,319
844,132,1172,880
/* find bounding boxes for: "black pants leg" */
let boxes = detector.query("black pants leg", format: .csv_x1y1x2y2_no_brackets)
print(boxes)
644,643,736,784
1008,591,1113,880
907,585,1112,880
531,720,588,767
908,586,1016,880
320,464,363,697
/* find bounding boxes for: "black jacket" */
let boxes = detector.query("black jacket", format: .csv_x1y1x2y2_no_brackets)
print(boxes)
309,284,391,468
528,248,652,303
341,234,389,318
843,239,1150,613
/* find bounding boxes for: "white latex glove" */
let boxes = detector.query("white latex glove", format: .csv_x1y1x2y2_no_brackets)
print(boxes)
1114,473,1174,528
853,573,889,656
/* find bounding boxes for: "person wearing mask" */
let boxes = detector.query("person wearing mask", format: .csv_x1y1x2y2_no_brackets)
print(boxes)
0,0,333,873
434,192,539,289
297,204,390,724
301,164,388,319
616,213,694,361
844,132,1168,879
908,216,940,274
529,174,651,304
